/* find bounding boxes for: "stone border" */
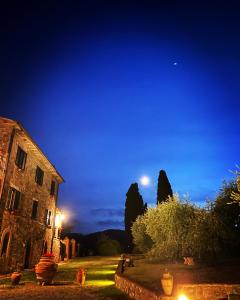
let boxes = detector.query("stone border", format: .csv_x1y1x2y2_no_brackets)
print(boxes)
115,273,240,300
115,273,173,300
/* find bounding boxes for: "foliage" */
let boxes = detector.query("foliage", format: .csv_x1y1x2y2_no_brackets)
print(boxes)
157,170,173,204
132,194,224,262
124,183,145,251
186,204,223,261
231,169,240,203
96,234,121,256
214,180,240,255
131,214,153,253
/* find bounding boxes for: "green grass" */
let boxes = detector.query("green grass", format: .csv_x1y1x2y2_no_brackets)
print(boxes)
0,270,36,286
0,256,129,299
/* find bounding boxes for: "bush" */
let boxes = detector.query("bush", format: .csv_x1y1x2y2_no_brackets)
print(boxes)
132,194,223,262
96,234,121,256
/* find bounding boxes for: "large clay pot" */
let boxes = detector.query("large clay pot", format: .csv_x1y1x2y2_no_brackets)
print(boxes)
11,271,21,285
76,268,86,285
35,255,58,285
161,270,173,296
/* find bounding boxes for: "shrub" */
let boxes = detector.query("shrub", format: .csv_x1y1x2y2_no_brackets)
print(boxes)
132,194,223,262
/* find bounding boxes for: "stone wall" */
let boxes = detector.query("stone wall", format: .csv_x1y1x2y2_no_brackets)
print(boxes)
0,120,14,227
115,273,240,300
0,118,63,273
115,273,173,300
177,284,240,300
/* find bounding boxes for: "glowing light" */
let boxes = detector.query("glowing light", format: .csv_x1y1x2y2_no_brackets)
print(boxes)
85,280,114,287
178,294,188,300
140,176,150,186
88,270,115,275
55,208,64,228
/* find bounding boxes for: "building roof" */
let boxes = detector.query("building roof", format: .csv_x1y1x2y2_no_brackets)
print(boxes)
0,117,64,183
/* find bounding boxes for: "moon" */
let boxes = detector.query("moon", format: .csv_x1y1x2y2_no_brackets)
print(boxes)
140,176,150,186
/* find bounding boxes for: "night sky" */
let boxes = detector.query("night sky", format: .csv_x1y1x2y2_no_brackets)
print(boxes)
1,1,240,233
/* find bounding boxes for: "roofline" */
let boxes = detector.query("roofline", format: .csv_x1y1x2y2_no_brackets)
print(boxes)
1,117,64,183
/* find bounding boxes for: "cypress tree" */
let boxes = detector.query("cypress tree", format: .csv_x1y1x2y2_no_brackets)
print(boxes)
157,170,173,204
124,183,145,252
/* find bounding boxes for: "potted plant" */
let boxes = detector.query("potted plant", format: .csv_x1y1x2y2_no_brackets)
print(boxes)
35,253,58,285
11,271,22,285
76,268,86,285
11,263,22,285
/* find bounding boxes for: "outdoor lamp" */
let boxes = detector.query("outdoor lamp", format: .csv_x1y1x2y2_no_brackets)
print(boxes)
178,294,188,300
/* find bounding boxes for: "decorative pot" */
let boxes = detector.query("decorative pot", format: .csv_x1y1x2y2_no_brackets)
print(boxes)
35,254,58,285
161,270,173,296
76,268,86,285
11,271,21,285
184,256,194,266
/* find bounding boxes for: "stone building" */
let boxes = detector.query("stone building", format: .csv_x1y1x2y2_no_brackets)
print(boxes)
0,117,64,273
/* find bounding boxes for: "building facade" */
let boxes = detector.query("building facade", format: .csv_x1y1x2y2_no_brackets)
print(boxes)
0,117,64,273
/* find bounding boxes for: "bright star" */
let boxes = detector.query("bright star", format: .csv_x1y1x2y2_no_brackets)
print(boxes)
173,62,178,66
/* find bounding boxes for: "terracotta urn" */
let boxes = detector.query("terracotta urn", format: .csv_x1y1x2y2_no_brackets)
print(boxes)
11,271,21,285
76,268,86,285
161,269,173,296
35,254,58,285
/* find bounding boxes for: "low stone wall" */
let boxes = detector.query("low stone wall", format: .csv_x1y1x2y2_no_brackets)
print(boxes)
115,273,240,300
177,284,240,300
115,273,173,300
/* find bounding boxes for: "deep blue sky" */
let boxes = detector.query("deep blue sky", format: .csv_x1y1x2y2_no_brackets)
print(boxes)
1,1,240,233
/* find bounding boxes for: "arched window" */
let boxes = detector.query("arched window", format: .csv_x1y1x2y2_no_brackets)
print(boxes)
1,232,10,257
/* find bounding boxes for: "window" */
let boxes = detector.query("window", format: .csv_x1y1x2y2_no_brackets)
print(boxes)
31,200,38,219
50,180,56,196
42,241,48,254
6,187,21,211
35,166,44,185
1,232,9,257
44,209,52,226
15,146,27,169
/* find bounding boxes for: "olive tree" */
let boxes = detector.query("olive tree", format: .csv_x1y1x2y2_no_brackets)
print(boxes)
132,194,223,262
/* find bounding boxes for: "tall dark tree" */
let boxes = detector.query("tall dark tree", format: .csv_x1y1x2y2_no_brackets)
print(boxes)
157,170,173,204
124,183,145,252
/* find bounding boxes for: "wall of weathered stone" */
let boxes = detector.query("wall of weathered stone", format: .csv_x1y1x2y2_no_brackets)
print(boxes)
0,119,62,273
115,273,240,300
52,237,61,262
0,120,14,225
177,284,240,300
115,273,173,300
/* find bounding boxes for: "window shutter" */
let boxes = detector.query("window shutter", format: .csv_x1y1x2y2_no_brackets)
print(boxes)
31,201,38,219
44,209,48,224
50,181,55,195
13,190,21,210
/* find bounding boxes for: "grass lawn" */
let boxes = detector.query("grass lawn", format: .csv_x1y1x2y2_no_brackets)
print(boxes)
123,258,240,294
0,256,129,299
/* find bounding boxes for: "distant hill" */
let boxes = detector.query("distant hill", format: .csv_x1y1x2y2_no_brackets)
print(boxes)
62,229,127,255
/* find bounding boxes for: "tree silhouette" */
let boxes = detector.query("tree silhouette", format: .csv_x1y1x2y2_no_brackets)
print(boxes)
157,170,173,204
124,183,145,251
